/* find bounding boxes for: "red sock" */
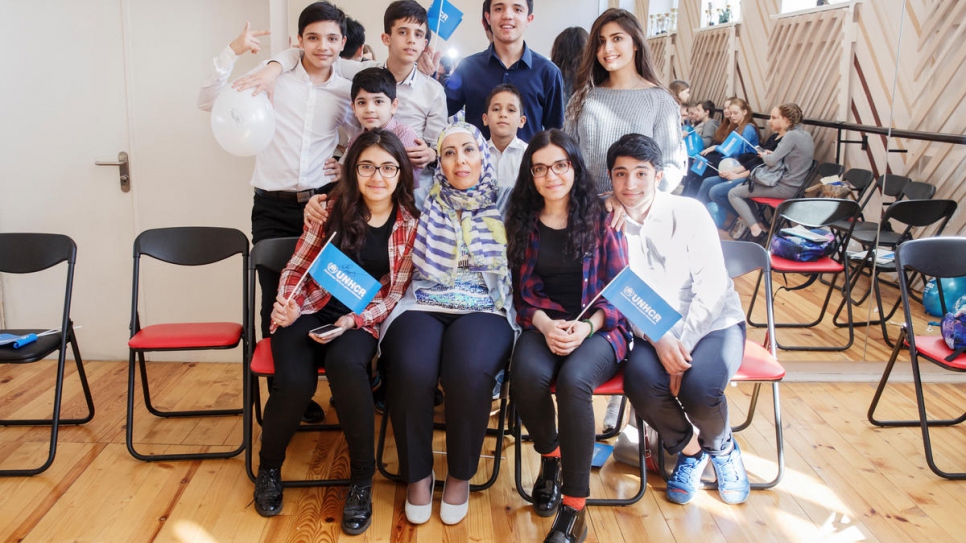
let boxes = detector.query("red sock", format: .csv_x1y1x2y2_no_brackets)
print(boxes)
562,495,586,510
541,447,561,459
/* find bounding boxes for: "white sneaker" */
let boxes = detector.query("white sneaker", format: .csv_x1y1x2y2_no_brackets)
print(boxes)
603,396,624,432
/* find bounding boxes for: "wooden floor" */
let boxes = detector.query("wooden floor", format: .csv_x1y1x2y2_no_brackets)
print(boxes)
2,270,962,542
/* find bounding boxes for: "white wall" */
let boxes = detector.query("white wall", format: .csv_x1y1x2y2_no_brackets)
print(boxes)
287,0,602,61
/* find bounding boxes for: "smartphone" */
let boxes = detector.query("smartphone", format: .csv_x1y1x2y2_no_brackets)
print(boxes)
309,324,343,339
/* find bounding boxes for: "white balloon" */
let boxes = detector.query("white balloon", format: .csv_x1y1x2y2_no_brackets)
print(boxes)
210,88,276,156
719,158,741,173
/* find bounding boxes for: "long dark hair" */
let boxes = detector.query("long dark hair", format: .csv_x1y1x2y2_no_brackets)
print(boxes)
551,26,589,99
507,129,603,267
326,129,418,257
566,8,664,125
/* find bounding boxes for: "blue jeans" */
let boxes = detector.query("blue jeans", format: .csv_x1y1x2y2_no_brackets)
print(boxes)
708,177,748,217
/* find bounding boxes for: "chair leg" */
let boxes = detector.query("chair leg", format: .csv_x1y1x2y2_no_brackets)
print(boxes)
774,269,854,352
0,352,68,476
910,349,966,479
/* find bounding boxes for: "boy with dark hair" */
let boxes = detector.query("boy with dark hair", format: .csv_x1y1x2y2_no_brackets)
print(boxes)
446,0,563,141
482,83,527,189
198,0,358,518
341,17,366,60
348,67,421,179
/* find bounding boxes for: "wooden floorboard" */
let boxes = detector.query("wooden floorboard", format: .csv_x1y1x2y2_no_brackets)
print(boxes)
1,358,966,542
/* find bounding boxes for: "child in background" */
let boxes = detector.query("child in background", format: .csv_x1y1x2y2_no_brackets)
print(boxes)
347,67,422,182
482,84,528,190
689,100,720,148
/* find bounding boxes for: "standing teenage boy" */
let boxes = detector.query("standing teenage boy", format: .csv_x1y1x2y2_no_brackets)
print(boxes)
445,0,564,141
198,1,357,424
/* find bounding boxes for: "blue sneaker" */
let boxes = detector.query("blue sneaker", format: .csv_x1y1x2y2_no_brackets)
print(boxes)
710,442,750,504
666,451,709,505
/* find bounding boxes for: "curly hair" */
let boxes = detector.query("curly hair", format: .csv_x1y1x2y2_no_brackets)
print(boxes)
777,102,803,129
565,8,664,126
506,129,603,267
326,129,418,257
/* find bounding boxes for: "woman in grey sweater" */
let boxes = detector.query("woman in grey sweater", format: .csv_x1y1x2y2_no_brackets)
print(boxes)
564,8,686,195
727,103,815,239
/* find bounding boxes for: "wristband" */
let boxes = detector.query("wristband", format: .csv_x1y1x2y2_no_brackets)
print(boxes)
581,319,594,339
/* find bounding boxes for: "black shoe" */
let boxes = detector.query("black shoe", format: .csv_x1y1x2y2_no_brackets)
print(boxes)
301,400,326,423
532,456,563,517
341,483,373,535
544,505,587,543
254,467,283,517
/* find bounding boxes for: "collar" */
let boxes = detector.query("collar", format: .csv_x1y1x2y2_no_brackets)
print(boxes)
293,57,336,86
487,137,526,156
486,42,533,69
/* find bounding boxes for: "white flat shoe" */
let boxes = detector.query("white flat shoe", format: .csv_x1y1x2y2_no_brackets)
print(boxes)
440,479,470,525
405,471,434,525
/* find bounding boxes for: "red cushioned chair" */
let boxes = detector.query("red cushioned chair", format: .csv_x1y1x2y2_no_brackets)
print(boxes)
747,198,861,351
747,160,827,235
243,237,349,487
126,227,248,461
512,369,648,507
0,233,95,476
868,237,966,479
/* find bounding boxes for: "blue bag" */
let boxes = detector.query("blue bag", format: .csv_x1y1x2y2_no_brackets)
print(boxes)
941,309,966,362
769,228,834,262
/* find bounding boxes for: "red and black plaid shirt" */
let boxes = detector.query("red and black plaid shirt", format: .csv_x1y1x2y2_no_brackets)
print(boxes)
275,205,418,338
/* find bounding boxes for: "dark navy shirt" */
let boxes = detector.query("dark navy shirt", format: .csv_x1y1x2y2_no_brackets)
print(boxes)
445,42,565,142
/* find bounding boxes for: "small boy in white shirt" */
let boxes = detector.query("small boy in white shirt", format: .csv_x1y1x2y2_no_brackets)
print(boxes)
482,84,528,190
346,67,421,180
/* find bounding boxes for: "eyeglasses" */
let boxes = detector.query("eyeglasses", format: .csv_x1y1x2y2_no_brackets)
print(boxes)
531,160,572,178
356,163,400,178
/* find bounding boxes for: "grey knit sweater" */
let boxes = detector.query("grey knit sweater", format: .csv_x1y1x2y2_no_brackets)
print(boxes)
565,86,686,194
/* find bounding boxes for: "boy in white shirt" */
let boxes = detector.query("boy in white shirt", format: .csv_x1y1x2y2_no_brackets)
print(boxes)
482,84,528,190
346,67,421,180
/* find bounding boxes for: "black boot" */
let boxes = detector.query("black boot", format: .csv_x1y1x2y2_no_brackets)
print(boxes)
532,456,563,517
341,483,373,535
253,467,283,517
544,505,587,543
301,400,326,423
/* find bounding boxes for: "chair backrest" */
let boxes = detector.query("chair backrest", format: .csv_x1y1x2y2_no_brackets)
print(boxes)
896,237,966,331
774,198,860,230
134,227,249,266
720,240,777,358
815,162,845,179
877,174,911,198
883,199,957,236
898,181,936,201
251,237,299,274
790,160,820,199
0,233,75,274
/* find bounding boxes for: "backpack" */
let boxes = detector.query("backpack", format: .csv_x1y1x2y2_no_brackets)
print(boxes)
770,228,835,262
940,309,966,362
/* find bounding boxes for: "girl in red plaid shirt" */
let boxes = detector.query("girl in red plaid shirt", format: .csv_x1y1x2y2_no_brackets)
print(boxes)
506,128,630,542
256,130,418,534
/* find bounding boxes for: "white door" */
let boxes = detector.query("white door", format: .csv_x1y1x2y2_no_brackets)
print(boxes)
0,0,267,360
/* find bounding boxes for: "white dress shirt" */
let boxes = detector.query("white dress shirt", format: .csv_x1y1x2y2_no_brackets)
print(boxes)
623,191,745,352
274,50,448,146
198,45,357,192
488,137,528,190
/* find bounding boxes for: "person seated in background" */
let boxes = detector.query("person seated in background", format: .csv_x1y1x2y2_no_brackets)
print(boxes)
379,123,517,527
483,84,528,190
727,103,814,240
669,79,691,105
689,100,720,148
703,127,784,233
255,130,419,534
608,133,750,507
506,129,629,542
683,97,759,202
346,67,422,181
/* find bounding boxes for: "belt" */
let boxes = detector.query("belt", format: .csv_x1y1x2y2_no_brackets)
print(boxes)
254,187,325,204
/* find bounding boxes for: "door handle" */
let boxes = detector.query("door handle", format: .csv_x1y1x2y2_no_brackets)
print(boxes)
95,152,130,192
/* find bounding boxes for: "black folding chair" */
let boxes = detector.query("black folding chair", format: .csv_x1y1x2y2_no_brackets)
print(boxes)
243,237,350,487
833,199,958,347
126,227,248,461
868,237,966,479
747,198,861,351
0,233,94,476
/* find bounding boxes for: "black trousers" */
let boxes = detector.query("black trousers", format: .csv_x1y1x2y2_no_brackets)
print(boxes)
259,312,378,483
510,331,619,498
251,193,307,339
380,311,514,482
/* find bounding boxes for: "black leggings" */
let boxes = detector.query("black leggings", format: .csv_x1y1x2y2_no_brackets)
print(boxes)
380,311,514,482
260,312,377,483
510,330,619,498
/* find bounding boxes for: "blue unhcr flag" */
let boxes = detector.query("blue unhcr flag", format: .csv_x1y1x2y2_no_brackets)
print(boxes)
428,0,463,41
307,243,381,314
601,267,682,340
690,155,709,175
717,131,743,157
684,129,704,156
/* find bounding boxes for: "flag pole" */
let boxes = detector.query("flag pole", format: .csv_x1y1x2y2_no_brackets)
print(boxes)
431,0,443,54
284,231,338,305
566,267,628,333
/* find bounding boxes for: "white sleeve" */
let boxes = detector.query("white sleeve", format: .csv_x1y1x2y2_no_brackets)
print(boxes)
676,202,733,352
271,47,303,72
423,83,448,145
197,45,239,111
